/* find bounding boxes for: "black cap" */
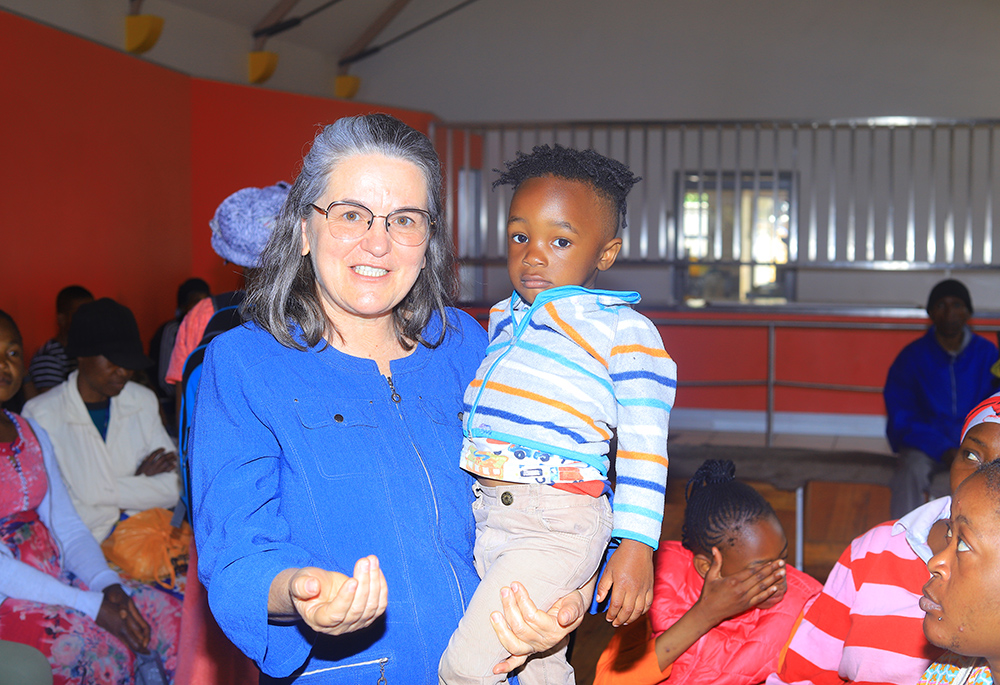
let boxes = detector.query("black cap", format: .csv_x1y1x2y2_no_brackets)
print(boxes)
926,279,973,315
66,298,153,370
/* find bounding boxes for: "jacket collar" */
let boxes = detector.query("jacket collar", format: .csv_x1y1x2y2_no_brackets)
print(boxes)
60,370,143,425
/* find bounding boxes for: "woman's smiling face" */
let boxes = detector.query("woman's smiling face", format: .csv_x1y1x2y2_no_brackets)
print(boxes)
922,470,1000,664
301,154,430,333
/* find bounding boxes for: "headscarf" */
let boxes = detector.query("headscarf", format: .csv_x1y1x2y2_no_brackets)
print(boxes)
960,390,1000,442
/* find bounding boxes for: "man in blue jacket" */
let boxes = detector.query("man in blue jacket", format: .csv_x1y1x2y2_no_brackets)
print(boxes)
884,279,998,518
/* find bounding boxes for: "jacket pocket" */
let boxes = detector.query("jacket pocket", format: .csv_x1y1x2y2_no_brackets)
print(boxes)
293,397,380,480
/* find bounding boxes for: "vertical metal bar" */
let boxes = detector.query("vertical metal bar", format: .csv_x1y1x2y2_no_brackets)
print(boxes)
827,123,837,262
986,125,995,265
751,123,762,272
847,124,857,262
965,124,974,264
640,125,649,259
715,124,724,260
907,125,916,262
772,123,780,268
496,128,508,257
946,126,956,263
678,125,687,260
733,124,743,261
795,486,804,571
661,125,671,261
789,124,800,262
808,124,818,261
867,125,876,261
623,126,632,258
479,128,489,263
766,323,775,448
885,126,895,261
928,125,938,263
445,127,455,260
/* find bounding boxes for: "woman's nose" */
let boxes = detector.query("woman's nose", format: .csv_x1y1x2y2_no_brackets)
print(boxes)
360,221,391,256
927,547,951,580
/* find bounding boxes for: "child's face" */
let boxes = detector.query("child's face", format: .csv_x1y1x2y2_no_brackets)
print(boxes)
715,514,789,609
922,473,1000,663
0,320,25,404
505,175,622,304
951,423,1000,494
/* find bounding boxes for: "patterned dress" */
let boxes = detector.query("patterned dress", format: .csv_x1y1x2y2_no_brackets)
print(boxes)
919,652,993,685
0,412,181,685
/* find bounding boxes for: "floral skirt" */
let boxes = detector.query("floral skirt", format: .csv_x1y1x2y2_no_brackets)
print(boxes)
0,510,181,685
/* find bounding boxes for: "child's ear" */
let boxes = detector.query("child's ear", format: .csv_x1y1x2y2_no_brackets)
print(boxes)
693,553,713,579
597,237,623,272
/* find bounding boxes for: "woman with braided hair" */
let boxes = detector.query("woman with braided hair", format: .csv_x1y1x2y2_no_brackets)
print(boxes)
595,460,821,685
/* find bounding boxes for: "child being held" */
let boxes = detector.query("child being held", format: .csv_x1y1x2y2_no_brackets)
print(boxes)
594,460,822,685
439,145,677,685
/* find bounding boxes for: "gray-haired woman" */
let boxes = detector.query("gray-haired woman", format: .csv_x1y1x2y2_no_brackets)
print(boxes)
190,114,587,684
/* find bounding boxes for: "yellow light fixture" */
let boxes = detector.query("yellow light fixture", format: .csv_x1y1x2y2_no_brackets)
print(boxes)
124,14,164,54
248,51,280,84
334,74,361,99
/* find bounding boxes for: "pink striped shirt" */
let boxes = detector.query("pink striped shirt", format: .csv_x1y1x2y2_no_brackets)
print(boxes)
766,499,950,685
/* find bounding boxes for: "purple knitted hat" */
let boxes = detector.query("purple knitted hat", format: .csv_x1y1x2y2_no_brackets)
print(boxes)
210,182,290,267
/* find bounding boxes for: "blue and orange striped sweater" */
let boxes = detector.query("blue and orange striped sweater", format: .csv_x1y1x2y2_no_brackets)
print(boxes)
462,285,676,548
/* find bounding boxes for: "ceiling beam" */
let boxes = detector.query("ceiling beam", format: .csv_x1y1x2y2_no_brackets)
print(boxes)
253,0,301,51
338,0,412,75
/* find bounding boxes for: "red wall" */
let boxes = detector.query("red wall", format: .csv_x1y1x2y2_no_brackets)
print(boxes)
0,10,436,357
1,10,191,357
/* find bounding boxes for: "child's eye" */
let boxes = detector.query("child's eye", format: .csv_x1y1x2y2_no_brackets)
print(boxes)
957,537,971,552
511,233,528,244
554,238,572,248
945,524,953,540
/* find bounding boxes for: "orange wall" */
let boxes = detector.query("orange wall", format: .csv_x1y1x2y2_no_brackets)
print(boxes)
1,10,191,357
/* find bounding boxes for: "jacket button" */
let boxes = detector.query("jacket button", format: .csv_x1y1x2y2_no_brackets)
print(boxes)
501,491,514,506
334,414,344,423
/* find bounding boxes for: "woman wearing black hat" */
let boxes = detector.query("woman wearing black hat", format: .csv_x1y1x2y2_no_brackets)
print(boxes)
22,298,180,543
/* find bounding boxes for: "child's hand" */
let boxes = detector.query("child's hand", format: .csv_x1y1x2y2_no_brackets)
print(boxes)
595,539,654,627
691,547,785,626
288,555,388,636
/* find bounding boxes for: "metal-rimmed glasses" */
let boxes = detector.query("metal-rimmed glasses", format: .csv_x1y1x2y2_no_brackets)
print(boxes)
310,201,434,247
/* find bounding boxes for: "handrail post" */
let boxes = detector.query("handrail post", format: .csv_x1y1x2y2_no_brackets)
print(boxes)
766,323,776,447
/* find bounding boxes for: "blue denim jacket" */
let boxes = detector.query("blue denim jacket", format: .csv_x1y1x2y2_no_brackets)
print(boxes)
191,310,486,683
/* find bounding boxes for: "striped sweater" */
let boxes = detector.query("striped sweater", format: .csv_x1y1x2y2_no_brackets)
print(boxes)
462,286,676,548
766,497,951,685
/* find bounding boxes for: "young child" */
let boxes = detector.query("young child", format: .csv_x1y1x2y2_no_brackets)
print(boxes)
595,460,822,685
439,144,677,684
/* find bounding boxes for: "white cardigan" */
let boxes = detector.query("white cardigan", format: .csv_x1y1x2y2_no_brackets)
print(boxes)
0,418,121,619
23,372,179,541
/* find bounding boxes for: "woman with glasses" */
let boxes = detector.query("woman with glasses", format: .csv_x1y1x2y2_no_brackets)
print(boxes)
189,114,587,684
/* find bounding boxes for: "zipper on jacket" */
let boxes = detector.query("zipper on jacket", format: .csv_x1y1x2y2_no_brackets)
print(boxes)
383,375,467,609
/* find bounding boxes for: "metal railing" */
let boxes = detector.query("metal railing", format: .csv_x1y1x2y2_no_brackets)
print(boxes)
431,118,1000,302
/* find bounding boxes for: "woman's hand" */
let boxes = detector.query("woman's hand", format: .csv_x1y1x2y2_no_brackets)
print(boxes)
489,578,591,674
95,584,151,654
595,538,655,627
691,547,785,626
272,555,388,636
135,449,178,477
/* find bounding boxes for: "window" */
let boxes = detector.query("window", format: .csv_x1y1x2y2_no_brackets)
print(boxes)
678,171,793,305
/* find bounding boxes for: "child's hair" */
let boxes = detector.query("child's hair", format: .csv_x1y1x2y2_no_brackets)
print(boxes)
681,459,776,556
492,144,641,234
0,310,20,339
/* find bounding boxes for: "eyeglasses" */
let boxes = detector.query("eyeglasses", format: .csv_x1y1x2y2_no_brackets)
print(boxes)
310,201,434,247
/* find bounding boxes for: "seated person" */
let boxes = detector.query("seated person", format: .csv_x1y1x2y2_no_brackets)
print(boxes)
22,298,179,542
595,460,821,685
885,278,997,518
767,391,1000,685
0,310,180,683
916,458,1000,684
23,285,93,399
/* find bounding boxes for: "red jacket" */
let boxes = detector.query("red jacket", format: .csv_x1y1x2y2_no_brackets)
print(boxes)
649,541,822,685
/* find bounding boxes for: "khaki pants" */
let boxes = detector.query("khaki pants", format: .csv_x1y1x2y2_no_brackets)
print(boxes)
439,482,612,685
